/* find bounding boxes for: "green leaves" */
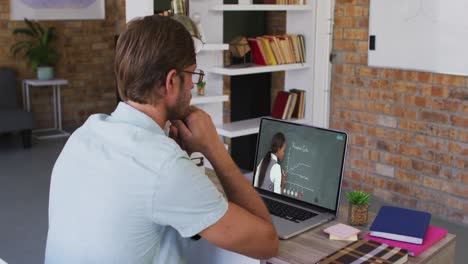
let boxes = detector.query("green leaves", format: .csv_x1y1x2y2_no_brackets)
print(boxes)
197,80,206,87
10,18,59,70
12,28,35,37
10,41,32,55
346,190,370,205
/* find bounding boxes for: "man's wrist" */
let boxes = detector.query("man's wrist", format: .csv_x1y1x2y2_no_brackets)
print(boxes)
203,140,228,163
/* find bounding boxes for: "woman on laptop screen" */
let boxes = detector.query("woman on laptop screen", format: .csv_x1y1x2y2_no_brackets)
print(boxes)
254,132,287,194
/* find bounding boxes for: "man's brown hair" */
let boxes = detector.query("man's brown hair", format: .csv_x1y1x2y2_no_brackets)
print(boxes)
115,15,196,104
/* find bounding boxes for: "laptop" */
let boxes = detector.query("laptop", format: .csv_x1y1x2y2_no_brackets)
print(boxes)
252,117,347,239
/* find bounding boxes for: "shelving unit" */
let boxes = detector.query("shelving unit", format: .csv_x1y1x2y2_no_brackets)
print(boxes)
208,63,310,76
191,90,228,105
208,0,334,140
216,118,262,138
200,43,229,51
216,117,306,138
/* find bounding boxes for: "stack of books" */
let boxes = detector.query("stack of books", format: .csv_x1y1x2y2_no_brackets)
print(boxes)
271,89,305,120
366,206,447,257
248,34,305,66
323,223,361,241
317,239,408,264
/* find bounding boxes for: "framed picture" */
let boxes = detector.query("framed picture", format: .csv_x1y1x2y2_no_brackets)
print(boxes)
10,0,105,21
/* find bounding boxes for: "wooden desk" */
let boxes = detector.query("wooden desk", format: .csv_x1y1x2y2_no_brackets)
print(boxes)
205,169,456,264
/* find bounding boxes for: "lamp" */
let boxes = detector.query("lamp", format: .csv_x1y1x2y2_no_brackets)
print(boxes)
171,0,204,53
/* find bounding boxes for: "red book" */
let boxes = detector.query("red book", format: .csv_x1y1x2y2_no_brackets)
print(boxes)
248,38,267,66
364,225,447,257
271,91,290,119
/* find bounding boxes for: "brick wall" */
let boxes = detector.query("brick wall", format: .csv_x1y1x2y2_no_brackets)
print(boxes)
331,0,468,225
0,0,126,130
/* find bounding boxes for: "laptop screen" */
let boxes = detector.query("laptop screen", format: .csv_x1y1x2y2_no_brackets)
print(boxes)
253,118,347,212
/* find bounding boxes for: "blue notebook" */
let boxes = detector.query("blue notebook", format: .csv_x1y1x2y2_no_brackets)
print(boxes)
369,206,431,245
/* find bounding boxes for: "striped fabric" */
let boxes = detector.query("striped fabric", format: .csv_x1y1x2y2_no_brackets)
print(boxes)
317,239,408,264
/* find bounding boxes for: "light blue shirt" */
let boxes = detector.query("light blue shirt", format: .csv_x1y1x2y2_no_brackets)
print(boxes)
45,102,228,264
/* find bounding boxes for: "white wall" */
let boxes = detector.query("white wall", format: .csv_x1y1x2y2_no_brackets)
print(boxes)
126,0,154,22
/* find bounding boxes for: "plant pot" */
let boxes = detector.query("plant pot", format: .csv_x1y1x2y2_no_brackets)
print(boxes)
197,85,205,96
197,86,205,95
37,66,54,80
348,203,368,226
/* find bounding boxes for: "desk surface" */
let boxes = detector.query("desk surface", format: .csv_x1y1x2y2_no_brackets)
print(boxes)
205,169,456,264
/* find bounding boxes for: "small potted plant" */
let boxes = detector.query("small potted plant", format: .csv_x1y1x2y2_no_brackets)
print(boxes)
10,18,59,80
346,190,370,226
197,80,206,96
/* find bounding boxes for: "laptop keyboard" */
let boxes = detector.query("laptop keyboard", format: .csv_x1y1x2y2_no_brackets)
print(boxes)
262,197,317,223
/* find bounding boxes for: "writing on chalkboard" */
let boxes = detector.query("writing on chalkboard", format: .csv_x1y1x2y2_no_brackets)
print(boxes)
292,141,309,153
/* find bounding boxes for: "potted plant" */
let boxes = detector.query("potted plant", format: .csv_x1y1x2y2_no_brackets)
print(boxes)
197,80,206,96
10,18,59,80
346,190,370,226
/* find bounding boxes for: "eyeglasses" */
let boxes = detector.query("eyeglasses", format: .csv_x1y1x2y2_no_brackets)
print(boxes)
182,69,205,85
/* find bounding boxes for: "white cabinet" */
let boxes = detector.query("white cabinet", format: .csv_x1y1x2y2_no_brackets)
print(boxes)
209,1,334,138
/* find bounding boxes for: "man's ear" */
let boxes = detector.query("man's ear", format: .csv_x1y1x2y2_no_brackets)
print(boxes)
164,69,179,95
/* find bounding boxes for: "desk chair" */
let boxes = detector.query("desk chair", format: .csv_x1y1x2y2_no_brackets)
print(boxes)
0,68,34,148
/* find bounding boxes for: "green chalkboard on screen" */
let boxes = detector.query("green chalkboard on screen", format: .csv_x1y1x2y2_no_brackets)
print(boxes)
254,118,347,211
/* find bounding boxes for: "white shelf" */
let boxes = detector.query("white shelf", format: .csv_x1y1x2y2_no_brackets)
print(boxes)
216,117,306,138
191,91,229,105
201,43,229,51
211,4,312,11
216,118,261,138
208,63,309,76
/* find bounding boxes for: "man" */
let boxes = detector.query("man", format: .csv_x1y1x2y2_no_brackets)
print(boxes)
45,15,278,263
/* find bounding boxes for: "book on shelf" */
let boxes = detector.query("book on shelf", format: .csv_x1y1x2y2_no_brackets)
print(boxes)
248,34,305,66
247,38,267,66
290,89,305,119
257,37,277,65
283,92,297,119
289,89,301,118
271,89,305,120
271,91,290,119
298,34,306,62
286,35,297,63
317,239,408,264
370,206,431,245
278,35,294,64
365,225,448,257
280,93,290,119
291,35,301,63
263,35,285,65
